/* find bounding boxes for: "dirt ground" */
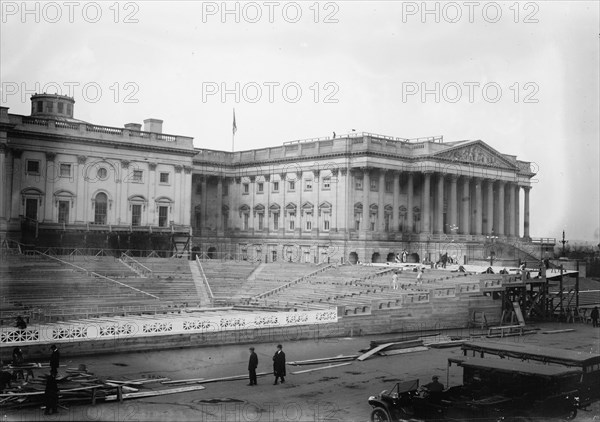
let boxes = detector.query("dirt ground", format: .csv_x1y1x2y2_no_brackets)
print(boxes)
4,321,600,422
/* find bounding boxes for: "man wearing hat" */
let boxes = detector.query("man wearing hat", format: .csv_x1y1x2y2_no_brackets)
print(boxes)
272,344,286,385
423,375,444,403
248,347,258,386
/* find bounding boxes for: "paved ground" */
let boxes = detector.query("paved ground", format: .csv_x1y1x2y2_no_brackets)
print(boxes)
4,321,600,422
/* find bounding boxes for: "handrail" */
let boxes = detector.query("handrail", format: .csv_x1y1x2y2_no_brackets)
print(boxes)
33,251,160,300
195,257,214,300
252,264,336,301
120,253,153,277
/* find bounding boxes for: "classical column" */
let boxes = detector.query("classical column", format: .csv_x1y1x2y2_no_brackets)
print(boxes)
486,179,494,235
523,186,531,239
0,146,6,222
448,175,458,233
392,171,400,231
461,177,470,235
363,168,370,232
45,152,56,222
497,181,505,236
279,172,287,235
201,176,208,231
514,185,521,237
422,171,431,234
249,175,256,232
406,172,414,233
183,166,192,226
378,170,385,232
474,177,483,235
216,177,223,232
75,155,87,223
508,183,516,236
10,149,23,219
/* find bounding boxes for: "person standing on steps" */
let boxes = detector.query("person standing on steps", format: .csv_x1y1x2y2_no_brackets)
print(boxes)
272,344,286,385
248,347,258,386
49,345,60,377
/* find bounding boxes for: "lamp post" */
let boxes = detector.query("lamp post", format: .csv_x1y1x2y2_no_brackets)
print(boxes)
486,229,498,267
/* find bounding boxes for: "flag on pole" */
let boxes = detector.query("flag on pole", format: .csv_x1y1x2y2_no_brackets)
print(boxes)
232,108,237,135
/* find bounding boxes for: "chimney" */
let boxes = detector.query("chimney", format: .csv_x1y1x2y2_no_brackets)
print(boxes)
124,123,142,131
143,118,163,133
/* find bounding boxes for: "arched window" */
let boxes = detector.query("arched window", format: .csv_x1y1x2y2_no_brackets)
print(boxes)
94,192,108,224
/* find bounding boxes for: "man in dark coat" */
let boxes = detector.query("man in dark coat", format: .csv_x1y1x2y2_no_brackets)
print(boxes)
591,306,599,328
248,347,258,386
272,344,286,385
49,345,60,377
44,374,59,415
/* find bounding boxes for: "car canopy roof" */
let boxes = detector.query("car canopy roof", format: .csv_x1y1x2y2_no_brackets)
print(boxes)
462,341,600,370
449,357,582,378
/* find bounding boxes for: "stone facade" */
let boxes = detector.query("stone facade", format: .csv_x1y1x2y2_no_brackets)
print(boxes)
0,95,195,248
0,97,537,261
192,135,536,264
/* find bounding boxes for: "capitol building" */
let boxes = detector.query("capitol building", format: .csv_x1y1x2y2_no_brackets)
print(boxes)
0,94,549,264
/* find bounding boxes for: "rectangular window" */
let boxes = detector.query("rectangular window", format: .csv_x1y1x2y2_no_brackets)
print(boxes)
385,180,393,193
385,214,391,232
131,204,142,226
196,184,202,195
354,214,361,230
132,170,143,182
322,177,331,190
66,104,72,115
158,206,169,227
257,182,264,193
26,160,40,175
25,198,38,220
370,179,378,191
36,101,43,113
58,201,69,224
273,181,279,192
288,180,295,191
273,213,279,230
323,219,330,231
288,213,295,230
243,183,249,194
306,220,312,231
195,212,202,229
258,214,264,230
370,221,375,231
60,163,71,178
46,102,53,113
95,201,107,225
57,102,64,113
243,214,249,230
355,178,363,190
159,172,169,184
222,214,228,230
304,179,313,191
223,184,229,196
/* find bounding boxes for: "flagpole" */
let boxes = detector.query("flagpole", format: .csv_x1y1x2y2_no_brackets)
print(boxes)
232,108,236,152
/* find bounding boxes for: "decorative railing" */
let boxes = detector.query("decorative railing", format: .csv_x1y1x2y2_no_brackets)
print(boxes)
0,308,338,345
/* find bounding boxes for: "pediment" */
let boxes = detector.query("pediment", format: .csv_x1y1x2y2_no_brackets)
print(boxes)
433,141,516,169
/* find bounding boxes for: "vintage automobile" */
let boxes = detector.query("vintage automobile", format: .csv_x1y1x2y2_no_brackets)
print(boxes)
368,357,581,421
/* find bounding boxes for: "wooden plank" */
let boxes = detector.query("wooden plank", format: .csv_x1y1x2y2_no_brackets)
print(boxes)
541,329,576,334
0,385,102,397
378,346,429,356
357,343,395,361
290,362,352,375
104,385,205,401
162,378,206,385
104,383,138,392
288,355,359,366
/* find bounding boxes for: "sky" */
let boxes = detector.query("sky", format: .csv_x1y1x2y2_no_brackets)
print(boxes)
1,1,598,242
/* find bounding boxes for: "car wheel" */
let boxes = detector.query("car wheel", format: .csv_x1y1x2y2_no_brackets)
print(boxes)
564,408,577,421
371,408,391,422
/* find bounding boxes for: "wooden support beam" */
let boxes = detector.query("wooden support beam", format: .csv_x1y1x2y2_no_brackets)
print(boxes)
290,362,352,375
